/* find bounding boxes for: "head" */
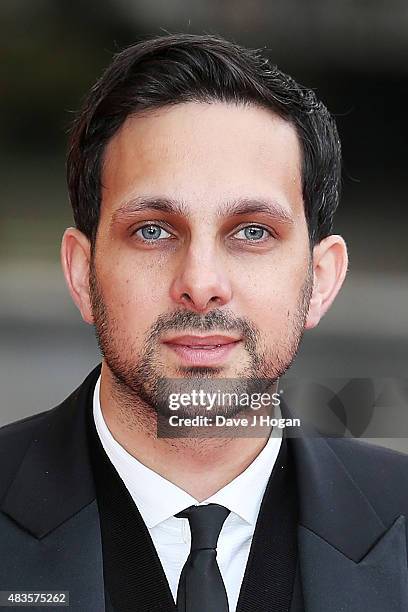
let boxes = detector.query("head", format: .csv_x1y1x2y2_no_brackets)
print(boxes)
61,33,347,418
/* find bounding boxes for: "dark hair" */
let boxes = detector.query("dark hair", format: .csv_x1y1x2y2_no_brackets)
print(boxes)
67,33,341,248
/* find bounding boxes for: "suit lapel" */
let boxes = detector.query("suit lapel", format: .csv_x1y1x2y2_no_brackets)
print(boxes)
0,364,178,611
289,560,305,612
236,434,299,612
236,403,408,611
1,368,98,538
0,366,104,609
86,386,177,612
298,515,408,612
284,403,408,612
0,499,105,610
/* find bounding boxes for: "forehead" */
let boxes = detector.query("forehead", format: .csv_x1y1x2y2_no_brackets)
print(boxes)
101,101,304,221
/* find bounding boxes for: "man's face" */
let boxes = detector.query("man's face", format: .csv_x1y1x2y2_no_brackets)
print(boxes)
89,101,312,415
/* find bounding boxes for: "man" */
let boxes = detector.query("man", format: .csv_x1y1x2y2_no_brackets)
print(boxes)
1,33,407,612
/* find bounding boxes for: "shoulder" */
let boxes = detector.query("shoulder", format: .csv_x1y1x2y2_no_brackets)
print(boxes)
0,365,100,464
327,437,408,523
327,436,408,474
0,408,53,499
0,365,101,502
0,407,52,449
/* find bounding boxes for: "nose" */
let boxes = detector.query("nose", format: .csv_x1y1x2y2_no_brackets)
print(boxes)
169,244,233,313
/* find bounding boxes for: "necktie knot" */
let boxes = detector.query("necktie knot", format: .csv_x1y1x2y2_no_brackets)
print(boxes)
175,503,230,551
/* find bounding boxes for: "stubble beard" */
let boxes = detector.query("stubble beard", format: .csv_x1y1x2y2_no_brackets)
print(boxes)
89,258,313,424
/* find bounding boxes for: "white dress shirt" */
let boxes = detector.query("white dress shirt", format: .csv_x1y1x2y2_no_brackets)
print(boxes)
93,375,282,612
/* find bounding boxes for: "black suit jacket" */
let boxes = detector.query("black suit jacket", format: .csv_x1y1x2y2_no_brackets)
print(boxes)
1,364,408,611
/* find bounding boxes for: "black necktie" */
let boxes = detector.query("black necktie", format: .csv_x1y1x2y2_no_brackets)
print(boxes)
175,503,231,612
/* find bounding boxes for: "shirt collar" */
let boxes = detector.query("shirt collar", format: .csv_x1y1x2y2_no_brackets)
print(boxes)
93,375,282,528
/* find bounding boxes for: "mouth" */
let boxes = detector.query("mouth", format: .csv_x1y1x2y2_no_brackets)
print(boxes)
162,335,242,366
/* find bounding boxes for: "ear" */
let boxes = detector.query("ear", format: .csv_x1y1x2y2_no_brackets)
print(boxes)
61,228,94,324
305,234,348,330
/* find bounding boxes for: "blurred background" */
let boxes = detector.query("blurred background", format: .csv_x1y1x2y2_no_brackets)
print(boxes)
1,1,407,448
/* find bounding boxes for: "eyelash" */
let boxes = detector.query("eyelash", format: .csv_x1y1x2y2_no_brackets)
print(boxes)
132,223,276,245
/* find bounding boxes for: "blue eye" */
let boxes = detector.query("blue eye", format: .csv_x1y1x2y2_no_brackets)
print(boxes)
132,223,273,244
234,226,271,241
135,224,172,241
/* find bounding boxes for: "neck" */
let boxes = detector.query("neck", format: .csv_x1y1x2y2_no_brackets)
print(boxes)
99,363,275,501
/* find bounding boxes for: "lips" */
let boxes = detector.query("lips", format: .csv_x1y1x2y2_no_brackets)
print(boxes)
162,334,241,347
162,334,242,366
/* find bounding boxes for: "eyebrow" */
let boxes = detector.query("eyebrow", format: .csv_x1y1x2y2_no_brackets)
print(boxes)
110,195,294,226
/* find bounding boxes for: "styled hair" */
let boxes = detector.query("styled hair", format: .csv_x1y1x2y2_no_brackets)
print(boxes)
67,33,341,247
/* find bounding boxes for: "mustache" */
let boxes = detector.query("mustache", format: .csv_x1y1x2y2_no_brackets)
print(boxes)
147,308,260,345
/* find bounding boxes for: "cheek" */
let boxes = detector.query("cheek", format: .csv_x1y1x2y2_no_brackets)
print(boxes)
239,263,305,321
244,288,295,337
98,259,163,324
